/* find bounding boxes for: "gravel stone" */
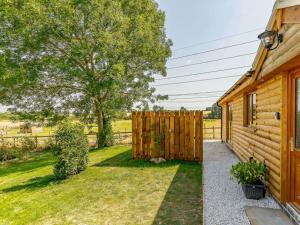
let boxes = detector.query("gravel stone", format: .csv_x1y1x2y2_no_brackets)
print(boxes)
203,141,280,225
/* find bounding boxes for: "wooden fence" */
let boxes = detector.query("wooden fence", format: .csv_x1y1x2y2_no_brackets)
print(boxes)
132,111,203,162
0,132,132,149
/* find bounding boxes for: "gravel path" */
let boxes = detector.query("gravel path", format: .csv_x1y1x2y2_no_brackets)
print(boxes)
203,141,280,225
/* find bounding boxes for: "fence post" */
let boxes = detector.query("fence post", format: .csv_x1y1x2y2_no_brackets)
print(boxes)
13,137,16,148
35,136,38,149
213,126,215,139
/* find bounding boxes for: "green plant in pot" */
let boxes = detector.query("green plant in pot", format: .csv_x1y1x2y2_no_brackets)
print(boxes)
231,159,268,200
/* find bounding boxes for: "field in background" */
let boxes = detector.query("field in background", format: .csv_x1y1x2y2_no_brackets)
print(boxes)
0,119,221,148
0,120,131,136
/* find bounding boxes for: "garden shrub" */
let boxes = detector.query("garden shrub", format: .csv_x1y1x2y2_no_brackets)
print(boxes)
53,122,89,179
43,138,56,152
230,160,268,184
0,147,17,161
20,137,36,159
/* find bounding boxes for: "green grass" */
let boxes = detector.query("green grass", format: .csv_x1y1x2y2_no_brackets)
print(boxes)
0,113,13,120
203,119,221,128
0,146,202,225
112,119,132,132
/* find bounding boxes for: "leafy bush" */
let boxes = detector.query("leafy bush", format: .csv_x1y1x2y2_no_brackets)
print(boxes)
0,147,17,161
43,137,57,152
230,160,268,184
53,122,89,179
20,137,36,159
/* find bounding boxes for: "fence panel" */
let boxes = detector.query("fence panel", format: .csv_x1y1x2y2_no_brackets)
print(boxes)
132,111,203,162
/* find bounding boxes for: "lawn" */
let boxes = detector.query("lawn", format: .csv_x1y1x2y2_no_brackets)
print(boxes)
0,146,202,225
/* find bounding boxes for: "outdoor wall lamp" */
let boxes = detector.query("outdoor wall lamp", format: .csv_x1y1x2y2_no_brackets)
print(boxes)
258,30,283,51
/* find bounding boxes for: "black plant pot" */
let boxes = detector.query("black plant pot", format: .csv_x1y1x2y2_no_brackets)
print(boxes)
241,180,266,200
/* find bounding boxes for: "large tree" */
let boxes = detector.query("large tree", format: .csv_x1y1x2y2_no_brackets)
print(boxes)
0,0,171,147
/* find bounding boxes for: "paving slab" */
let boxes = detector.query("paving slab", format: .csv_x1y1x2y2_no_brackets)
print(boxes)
245,206,294,225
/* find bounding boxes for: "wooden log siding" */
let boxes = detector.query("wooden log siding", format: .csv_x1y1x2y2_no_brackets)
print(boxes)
221,74,282,199
222,106,227,141
260,24,300,79
132,111,203,162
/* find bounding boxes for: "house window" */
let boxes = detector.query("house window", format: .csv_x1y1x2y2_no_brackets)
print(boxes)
247,92,257,126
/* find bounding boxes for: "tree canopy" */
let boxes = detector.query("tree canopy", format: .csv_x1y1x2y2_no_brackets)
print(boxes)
0,0,172,146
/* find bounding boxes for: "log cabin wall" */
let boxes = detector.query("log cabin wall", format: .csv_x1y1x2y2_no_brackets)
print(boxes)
218,8,300,202
221,106,227,141
259,24,300,79
221,74,282,200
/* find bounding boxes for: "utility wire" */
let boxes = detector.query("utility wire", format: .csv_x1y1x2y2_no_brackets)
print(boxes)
165,90,226,96
156,65,251,80
156,100,217,103
166,96,222,101
170,40,259,61
151,106,207,110
173,27,264,51
167,52,256,70
153,74,241,87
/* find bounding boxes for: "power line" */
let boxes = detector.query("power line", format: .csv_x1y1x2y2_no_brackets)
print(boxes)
150,106,207,110
170,40,258,61
165,90,226,96
173,27,264,51
156,65,251,80
156,100,217,103
167,96,222,101
153,74,241,87
167,52,256,70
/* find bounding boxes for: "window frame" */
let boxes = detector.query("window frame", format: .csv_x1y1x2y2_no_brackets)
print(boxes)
244,92,257,127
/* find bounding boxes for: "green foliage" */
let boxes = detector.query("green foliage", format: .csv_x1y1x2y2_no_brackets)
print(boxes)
114,111,127,120
0,112,12,121
0,137,37,161
20,137,36,159
0,0,172,146
43,137,57,152
97,117,114,147
206,103,221,119
230,160,268,184
0,147,17,161
53,122,89,179
153,105,165,112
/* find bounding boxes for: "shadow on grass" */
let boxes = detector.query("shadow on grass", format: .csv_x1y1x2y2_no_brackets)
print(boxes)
152,163,203,225
94,150,183,168
1,174,58,193
95,150,203,224
0,152,55,178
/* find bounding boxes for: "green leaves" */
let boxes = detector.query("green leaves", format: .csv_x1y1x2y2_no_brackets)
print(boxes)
230,160,268,184
0,0,171,123
53,122,89,179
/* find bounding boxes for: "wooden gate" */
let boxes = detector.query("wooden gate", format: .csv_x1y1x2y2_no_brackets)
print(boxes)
132,111,203,162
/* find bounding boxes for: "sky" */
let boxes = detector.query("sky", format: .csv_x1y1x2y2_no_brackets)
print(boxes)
0,0,275,113
150,0,275,110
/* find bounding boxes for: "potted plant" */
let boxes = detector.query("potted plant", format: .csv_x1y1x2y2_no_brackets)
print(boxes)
230,160,268,200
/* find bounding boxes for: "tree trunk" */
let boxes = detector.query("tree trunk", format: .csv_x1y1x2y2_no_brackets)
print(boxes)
95,109,114,148
101,114,114,147
95,99,103,148
96,109,103,148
